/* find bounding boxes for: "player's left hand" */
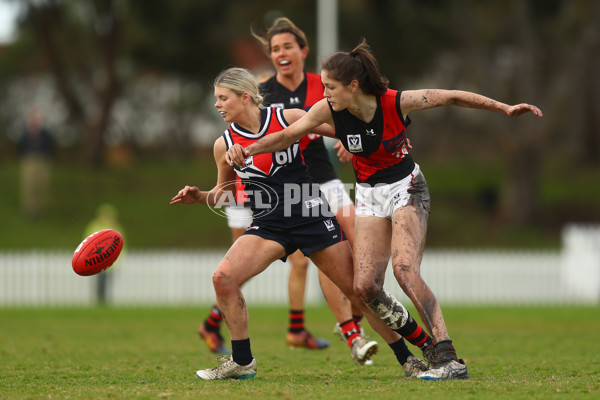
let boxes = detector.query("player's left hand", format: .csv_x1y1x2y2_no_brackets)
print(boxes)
507,104,543,117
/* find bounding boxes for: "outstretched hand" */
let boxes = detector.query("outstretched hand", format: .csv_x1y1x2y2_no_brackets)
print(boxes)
333,141,352,163
507,103,543,118
170,185,201,205
226,143,250,168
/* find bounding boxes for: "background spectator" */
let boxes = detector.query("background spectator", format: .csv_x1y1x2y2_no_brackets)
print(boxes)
17,109,55,219
84,203,126,305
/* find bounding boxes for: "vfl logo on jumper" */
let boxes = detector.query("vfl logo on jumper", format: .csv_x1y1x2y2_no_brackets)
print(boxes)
272,103,284,109
347,135,363,152
365,128,376,136
324,219,335,231
207,179,279,220
289,97,301,105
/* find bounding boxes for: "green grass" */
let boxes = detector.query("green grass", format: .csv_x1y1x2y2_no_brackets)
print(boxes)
1,305,599,399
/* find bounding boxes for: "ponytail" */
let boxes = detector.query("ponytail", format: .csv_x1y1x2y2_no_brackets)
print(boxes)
321,39,388,95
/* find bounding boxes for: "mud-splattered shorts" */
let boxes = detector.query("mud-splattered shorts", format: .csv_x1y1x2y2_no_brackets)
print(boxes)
355,163,431,219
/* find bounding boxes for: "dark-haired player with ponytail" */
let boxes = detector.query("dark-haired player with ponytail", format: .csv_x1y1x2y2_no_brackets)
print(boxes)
227,39,543,380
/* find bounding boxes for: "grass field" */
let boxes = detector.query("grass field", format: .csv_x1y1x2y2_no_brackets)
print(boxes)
1,305,599,399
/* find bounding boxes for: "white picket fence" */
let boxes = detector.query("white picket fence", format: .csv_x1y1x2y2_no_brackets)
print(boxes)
1,225,599,306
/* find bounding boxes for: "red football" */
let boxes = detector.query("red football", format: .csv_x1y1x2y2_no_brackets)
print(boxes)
72,229,124,276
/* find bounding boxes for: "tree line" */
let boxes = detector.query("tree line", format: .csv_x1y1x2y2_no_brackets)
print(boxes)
0,0,598,225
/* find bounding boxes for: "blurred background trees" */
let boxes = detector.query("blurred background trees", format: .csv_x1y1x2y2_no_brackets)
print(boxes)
0,0,598,247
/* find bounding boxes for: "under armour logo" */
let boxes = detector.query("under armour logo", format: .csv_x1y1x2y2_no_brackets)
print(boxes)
289,97,301,105
365,128,376,136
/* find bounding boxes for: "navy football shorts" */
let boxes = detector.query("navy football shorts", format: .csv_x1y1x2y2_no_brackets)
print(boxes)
242,216,347,261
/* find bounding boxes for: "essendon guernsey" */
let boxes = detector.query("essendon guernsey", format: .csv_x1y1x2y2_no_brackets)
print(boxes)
329,89,415,185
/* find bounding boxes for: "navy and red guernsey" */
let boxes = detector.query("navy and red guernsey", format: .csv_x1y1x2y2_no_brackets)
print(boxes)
328,89,415,185
260,72,337,184
223,107,332,226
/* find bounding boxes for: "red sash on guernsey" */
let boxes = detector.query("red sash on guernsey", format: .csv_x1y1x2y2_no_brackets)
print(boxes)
298,72,326,153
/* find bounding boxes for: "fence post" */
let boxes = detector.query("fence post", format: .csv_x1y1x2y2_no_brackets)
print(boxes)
560,224,600,303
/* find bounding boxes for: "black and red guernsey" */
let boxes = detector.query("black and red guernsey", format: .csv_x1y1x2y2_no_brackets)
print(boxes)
328,89,415,185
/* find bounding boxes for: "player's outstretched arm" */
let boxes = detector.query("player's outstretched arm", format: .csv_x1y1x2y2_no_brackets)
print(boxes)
248,100,332,152
401,89,543,119
171,137,236,206
227,100,333,168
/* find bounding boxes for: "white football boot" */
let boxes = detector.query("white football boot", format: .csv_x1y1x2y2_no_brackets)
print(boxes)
350,337,378,365
196,356,257,380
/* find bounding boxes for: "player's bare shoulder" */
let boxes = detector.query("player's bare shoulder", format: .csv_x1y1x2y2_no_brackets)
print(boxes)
213,136,229,164
281,108,307,125
308,98,334,125
213,136,227,154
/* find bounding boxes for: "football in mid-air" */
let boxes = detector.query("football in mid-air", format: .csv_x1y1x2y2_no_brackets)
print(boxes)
72,229,123,276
